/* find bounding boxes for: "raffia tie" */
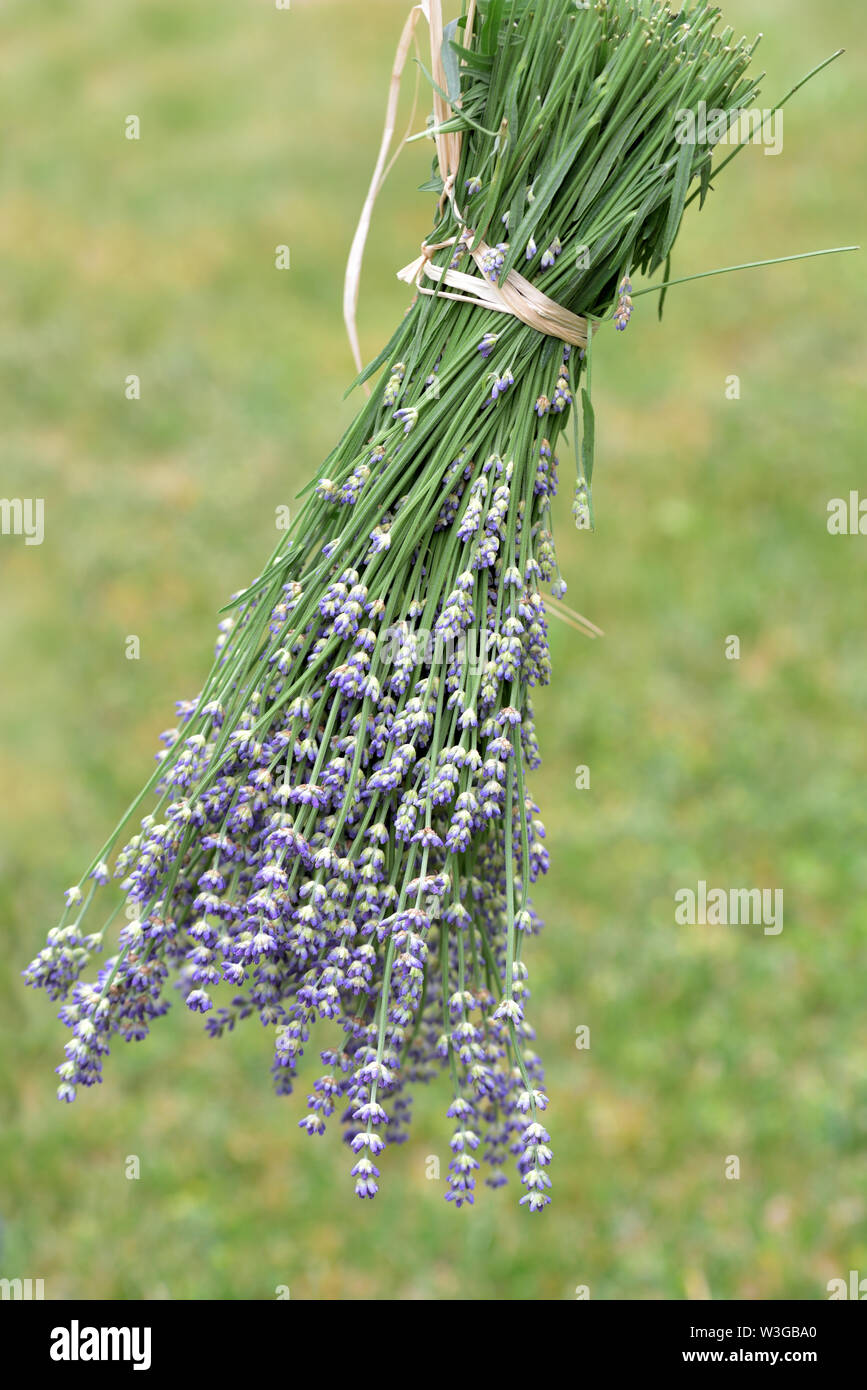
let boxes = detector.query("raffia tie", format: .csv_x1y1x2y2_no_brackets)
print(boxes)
397,234,590,349
344,0,590,388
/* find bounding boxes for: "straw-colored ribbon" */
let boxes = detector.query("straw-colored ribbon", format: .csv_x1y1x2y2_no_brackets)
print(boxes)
343,0,590,384
396,237,590,348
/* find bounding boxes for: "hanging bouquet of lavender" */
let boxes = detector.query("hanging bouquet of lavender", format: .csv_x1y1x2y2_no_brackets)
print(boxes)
26,0,847,1212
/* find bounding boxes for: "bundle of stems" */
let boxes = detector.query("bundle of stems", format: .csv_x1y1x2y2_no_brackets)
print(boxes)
25,0,830,1210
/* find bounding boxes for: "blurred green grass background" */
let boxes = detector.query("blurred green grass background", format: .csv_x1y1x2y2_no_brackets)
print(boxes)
1,0,865,1300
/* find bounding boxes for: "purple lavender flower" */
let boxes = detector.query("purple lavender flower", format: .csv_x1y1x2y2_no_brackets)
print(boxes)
489,368,514,401
540,237,562,269
480,242,508,282
614,275,634,331
393,406,418,434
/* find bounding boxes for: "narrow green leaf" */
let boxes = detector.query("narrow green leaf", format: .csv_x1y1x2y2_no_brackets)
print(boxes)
441,20,462,104
482,0,506,57
448,42,493,74
658,252,672,322
581,388,596,485
661,137,695,260
699,151,713,210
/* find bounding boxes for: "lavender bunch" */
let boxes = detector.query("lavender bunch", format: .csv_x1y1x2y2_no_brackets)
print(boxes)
27,0,766,1211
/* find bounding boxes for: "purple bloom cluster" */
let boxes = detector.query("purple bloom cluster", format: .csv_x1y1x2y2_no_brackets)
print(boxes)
24,350,575,1213
540,237,562,269
480,242,508,283
614,276,634,331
